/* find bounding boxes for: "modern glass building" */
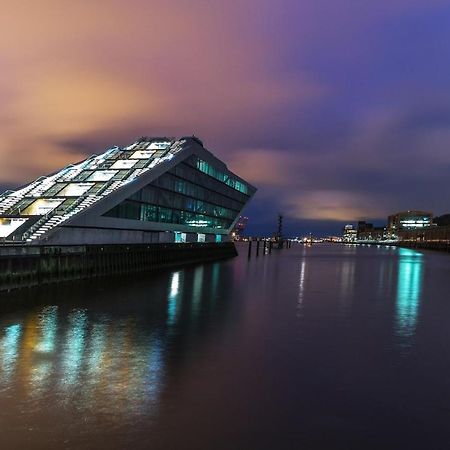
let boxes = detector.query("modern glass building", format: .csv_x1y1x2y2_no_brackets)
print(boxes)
0,137,256,245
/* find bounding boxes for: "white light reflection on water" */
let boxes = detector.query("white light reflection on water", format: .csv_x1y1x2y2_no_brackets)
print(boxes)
395,248,424,351
86,319,108,377
145,333,165,408
35,306,58,354
61,309,88,387
0,324,22,384
297,259,306,318
338,256,356,318
167,271,181,326
30,306,59,393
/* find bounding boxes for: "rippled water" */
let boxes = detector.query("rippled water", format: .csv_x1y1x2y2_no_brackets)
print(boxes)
1,243,450,449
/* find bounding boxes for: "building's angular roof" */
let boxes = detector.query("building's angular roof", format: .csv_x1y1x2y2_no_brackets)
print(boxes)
0,137,255,244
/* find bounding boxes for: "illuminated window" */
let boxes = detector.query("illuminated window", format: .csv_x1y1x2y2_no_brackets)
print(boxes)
175,232,186,243
0,218,29,237
110,160,138,170
87,170,117,182
131,150,154,159
148,142,170,150
43,183,67,196
57,183,94,197
21,199,64,216
195,158,249,194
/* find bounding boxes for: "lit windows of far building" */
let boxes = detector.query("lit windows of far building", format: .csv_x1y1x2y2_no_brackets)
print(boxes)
356,221,387,241
388,211,433,239
342,224,357,242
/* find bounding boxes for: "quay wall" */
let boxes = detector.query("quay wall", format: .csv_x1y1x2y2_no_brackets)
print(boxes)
398,225,450,253
0,242,237,292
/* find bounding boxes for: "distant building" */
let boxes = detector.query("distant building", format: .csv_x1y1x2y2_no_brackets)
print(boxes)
357,221,373,235
388,210,432,238
434,214,450,227
343,224,357,242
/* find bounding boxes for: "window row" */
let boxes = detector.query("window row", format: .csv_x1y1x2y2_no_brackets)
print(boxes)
131,176,243,212
129,187,237,219
194,158,249,194
104,200,234,229
169,161,249,204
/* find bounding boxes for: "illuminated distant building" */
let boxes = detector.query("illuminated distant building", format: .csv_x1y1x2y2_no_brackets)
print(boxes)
388,210,432,238
357,221,387,241
0,136,256,245
342,224,357,242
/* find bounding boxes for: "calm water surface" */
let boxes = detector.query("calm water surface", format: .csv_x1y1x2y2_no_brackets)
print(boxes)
1,244,450,449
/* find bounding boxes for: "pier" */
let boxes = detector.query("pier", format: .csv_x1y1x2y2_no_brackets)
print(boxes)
0,242,236,292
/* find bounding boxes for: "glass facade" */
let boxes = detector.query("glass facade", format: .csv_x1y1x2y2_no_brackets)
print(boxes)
104,157,250,230
0,135,254,243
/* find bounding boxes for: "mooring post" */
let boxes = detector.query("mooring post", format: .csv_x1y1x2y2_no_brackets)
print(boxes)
256,239,260,256
248,239,252,258
263,240,267,255
269,240,272,254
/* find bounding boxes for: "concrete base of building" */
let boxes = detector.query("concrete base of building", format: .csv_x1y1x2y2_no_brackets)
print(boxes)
398,241,450,253
0,242,237,292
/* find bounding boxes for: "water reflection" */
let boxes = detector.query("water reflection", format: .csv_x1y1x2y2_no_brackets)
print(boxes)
86,320,108,376
61,309,88,386
395,248,424,349
167,271,182,326
297,259,306,318
191,265,204,320
0,324,22,384
339,259,356,314
35,306,58,353
0,261,232,430
211,262,221,302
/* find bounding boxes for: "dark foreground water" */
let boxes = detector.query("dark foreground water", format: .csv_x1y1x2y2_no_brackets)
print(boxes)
1,243,450,450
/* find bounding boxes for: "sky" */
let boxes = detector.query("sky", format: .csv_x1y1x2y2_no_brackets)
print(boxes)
1,0,450,236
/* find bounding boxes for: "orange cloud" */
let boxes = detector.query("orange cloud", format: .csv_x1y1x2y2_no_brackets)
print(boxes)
287,190,385,221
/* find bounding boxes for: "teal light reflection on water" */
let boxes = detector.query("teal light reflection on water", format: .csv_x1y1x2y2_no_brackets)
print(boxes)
0,324,22,382
192,265,204,319
167,271,181,326
395,248,424,345
211,263,220,300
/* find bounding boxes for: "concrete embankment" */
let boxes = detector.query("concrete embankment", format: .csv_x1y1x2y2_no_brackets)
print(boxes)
0,242,237,292
398,241,450,252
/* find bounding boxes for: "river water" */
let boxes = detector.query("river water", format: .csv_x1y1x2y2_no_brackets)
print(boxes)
1,243,450,449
